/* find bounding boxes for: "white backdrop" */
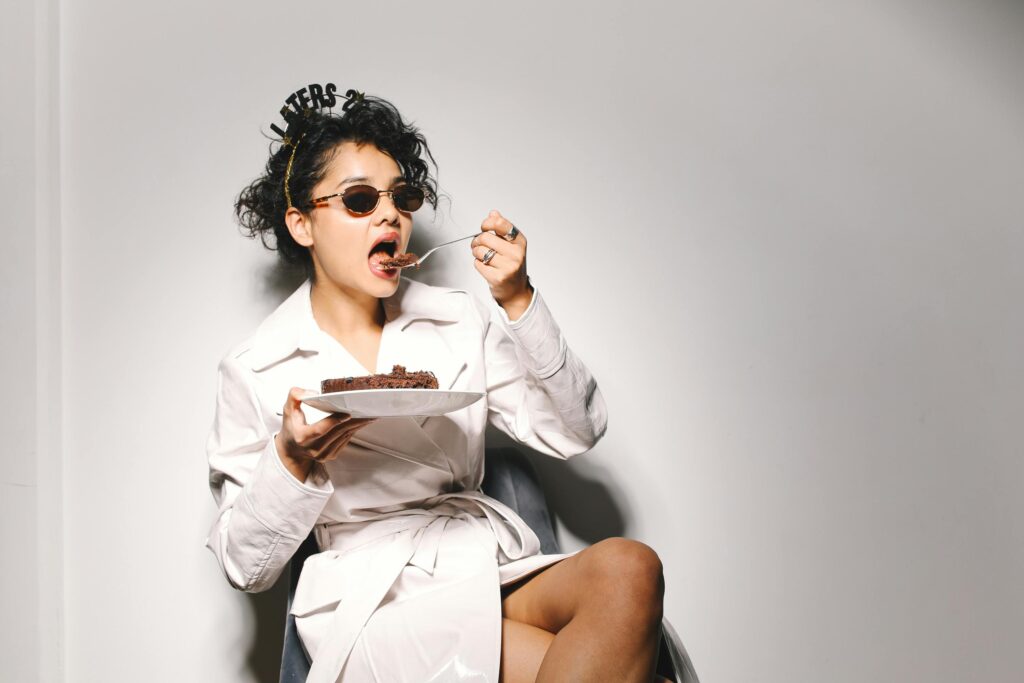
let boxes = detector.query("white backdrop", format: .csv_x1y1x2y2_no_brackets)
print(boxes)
4,0,1023,681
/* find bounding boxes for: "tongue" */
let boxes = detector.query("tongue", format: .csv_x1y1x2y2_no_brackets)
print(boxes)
369,251,394,270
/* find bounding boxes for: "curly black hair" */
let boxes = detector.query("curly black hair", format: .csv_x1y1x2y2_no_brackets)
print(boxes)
234,94,440,276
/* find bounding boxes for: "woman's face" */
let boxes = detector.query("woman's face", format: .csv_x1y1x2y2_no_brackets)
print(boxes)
296,141,413,299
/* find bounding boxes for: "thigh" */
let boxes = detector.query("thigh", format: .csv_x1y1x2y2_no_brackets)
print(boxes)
500,551,585,634
501,537,665,635
500,618,554,683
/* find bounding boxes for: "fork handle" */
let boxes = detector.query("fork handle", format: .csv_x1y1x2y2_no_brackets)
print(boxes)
432,232,479,249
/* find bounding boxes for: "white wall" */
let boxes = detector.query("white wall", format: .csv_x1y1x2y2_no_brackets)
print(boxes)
0,0,40,678
36,0,1024,681
0,0,62,681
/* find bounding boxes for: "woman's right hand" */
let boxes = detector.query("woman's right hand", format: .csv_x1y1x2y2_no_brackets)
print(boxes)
274,387,378,482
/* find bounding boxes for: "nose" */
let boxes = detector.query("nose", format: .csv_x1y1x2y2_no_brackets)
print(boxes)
374,189,401,224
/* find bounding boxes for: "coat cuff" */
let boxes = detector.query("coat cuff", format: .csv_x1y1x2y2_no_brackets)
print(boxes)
241,437,334,540
496,285,567,379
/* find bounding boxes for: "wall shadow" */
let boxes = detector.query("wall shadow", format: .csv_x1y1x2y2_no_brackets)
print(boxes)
244,579,289,683
484,426,629,545
240,260,303,682
256,259,306,303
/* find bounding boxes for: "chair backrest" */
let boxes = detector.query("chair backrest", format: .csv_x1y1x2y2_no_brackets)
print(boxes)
479,447,561,554
279,533,319,682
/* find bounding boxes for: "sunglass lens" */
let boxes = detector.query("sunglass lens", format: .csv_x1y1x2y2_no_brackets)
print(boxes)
342,186,380,214
394,186,425,212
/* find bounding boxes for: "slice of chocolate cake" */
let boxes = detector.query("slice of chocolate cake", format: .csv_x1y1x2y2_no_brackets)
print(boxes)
320,364,439,394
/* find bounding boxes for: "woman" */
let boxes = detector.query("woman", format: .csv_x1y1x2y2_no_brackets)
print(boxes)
206,87,671,682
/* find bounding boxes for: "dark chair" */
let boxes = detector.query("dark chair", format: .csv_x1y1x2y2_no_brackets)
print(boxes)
279,448,699,682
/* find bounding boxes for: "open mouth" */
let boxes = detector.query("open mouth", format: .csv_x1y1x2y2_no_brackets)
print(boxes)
368,238,399,271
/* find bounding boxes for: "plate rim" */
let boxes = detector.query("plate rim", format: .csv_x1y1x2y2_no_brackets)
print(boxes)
301,388,484,403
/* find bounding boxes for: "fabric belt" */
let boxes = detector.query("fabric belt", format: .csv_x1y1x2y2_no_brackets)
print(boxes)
305,491,540,683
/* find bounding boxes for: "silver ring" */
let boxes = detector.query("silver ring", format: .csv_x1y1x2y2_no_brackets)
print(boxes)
481,248,497,265
504,224,519,242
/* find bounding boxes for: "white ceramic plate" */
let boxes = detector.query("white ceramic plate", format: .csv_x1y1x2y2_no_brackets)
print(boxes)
301,388,484,418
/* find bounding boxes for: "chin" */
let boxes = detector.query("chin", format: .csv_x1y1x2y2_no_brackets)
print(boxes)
366,272,402,298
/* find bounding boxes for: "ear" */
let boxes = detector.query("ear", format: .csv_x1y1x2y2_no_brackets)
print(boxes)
285,206,314,247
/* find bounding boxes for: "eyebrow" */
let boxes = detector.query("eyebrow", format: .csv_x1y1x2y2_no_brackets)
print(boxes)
335,175,406,189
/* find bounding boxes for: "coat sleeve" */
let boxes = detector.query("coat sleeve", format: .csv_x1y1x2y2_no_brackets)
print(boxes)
204,352,334,593
477,283,608,458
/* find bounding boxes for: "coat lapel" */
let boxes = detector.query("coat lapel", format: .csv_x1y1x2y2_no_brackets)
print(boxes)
345,277,470,469
380,278,469,427
246,277,471,471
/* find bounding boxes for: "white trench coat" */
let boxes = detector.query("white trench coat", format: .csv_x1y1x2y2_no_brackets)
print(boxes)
206,276,608,682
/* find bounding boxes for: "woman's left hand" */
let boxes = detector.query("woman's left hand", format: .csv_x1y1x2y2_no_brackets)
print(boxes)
472,209,534,320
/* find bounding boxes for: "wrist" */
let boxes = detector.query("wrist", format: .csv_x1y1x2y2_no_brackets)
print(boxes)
496,282,534,322
275,432,313,482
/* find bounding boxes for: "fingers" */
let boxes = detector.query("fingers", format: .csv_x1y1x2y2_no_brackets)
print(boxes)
282,386,352,438
278,386,385,464
473,257,500,285
316,417,378,461
290,415,376,461
320,415,377,440
471,231,523,268
304,411,354,440
479,209,526,245
472,229,519,252
471,210,531,305
470,244,502,268
472,230,524,278
480,209,509,234
283,388,351,434
282,387,315,427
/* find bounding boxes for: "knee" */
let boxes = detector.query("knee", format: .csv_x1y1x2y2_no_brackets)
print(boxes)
581,538,665,620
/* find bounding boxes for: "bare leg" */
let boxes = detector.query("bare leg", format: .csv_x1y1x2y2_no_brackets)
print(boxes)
499,618,554,683
501,537,665,683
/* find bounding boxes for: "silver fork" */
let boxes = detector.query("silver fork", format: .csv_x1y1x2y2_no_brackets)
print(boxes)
389,232,482,269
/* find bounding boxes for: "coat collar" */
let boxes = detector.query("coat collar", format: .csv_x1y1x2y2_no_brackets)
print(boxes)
244,277,467,373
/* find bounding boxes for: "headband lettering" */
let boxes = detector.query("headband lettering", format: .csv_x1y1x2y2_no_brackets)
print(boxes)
269,83,364,143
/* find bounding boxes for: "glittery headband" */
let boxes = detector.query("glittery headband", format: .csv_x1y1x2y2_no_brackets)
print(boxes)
270,83,367,208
